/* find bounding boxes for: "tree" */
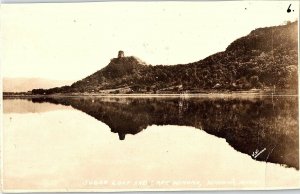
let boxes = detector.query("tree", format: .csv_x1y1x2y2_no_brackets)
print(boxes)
250,76,260,88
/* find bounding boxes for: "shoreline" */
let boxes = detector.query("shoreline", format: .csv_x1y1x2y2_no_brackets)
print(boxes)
3,91,298,99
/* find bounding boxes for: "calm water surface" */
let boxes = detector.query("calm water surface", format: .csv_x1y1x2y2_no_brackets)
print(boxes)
3,96,300,191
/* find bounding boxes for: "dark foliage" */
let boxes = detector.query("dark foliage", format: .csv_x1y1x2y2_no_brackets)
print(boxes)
32,21,298,94
30,96,299,169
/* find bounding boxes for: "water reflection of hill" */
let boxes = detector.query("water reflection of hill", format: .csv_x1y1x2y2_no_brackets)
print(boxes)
30,96,298,169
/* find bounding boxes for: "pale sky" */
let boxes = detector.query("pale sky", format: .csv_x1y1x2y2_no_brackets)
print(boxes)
1,1,299,81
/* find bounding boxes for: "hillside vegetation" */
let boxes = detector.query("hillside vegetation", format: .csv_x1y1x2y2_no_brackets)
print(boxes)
32,21,298,94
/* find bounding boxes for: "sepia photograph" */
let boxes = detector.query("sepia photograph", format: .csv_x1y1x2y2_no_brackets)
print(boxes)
1,0,299,192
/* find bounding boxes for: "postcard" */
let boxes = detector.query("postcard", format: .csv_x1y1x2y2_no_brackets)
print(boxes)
1,1,299,192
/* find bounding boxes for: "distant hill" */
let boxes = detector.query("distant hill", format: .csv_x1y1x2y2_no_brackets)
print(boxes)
32,21,298,95
3,78,74,93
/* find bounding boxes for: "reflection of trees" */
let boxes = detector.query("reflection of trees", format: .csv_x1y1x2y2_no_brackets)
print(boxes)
31,96,298,169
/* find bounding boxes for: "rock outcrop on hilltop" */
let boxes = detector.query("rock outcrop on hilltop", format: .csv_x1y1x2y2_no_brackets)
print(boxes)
32,21,298,94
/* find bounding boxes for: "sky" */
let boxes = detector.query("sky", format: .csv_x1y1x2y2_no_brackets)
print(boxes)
1,1,299,81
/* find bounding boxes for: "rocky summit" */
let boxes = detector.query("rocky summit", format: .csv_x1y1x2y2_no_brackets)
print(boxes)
32,21,298,95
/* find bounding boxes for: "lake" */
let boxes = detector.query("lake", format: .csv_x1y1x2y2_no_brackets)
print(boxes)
2,95,300,191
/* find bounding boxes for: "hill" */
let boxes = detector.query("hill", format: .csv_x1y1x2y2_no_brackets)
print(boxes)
26,96,299,169
32,21,298,95
3,77,74,93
